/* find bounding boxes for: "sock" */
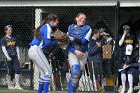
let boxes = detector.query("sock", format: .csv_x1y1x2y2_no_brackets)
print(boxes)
121,73,126,90
38,83,43,93
128,74,133,89
10,74,15,82
6,75,12,87
44,82,50,93
15,74,20,86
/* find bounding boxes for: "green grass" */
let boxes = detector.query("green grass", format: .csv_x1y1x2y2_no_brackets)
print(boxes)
0,88,36,93
0,90,65,93
0,87,120,93
0,88,66,93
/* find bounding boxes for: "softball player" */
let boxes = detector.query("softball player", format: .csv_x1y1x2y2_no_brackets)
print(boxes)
1,25,23,90
67,13,92,93
28,14,60,93
119,25,136,93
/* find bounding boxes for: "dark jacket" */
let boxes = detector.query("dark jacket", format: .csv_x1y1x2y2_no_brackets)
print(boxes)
88,38,103,63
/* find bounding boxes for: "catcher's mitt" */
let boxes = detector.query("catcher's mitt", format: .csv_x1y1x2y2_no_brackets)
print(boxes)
54,28,69,41
53,28,69,49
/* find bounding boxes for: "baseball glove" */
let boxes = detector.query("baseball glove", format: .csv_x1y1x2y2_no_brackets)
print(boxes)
53,28,69,49
54,28,69,41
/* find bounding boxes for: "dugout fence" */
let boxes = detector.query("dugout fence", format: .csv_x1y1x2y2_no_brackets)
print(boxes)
0,2,119,93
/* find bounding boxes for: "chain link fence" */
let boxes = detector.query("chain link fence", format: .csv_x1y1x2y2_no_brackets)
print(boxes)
0,3,119,93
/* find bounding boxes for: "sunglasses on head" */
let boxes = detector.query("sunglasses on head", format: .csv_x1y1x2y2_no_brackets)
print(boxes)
5,25,12,29
123,28,129,30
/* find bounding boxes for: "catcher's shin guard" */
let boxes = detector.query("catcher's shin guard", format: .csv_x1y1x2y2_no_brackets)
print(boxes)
68,65,82,93
68,79,77,93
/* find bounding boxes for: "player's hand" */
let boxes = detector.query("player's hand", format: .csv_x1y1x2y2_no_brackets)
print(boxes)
123,30,127,36
18,56,21,61
7,57,12,61
69,36,74,41
58,41,63,45
75,50,84,57
123,64,128,69
96,42,101,47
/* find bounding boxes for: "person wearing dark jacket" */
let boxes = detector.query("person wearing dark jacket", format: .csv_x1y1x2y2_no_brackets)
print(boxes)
101,31,115,76
88,29,104,90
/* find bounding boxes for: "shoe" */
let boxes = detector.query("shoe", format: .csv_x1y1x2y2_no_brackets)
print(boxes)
138,89,140,93
8,85,15,90
6,75,15,90
120,87,126,93
118,86,122,93
127,88,133,93
14,85,24,90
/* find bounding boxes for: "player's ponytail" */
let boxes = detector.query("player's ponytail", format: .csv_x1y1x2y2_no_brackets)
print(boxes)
34,14,58,39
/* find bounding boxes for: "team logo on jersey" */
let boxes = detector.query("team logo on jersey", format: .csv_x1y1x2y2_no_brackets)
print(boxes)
124,40,133,44
7,42,16,46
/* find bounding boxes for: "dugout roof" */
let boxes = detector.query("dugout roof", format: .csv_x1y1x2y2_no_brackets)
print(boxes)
0,0,140,7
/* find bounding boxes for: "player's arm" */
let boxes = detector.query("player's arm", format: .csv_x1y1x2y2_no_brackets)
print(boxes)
43,25,58,46
1,39,12,61
88,41,102,56
119,30,127,46
15,38,20,59
67,44,75,53
16,46,21,61
69,28,92,45
1,46,11,59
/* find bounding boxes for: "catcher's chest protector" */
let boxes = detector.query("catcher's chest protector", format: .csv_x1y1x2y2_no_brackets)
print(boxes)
68,24,90,39
68,24,90,52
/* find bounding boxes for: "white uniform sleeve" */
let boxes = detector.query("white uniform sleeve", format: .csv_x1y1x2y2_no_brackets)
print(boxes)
85,28,92,41
119,34,125,46
1,46,10,58
112,40,115,54
16,46,20,57
46,24,52,39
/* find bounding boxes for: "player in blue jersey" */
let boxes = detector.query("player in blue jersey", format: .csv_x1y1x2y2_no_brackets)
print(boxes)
28,14,62,93
1,25,23,90
67,13,92,93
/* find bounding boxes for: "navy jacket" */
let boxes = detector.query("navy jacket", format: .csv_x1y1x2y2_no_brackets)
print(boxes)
88,38,103,63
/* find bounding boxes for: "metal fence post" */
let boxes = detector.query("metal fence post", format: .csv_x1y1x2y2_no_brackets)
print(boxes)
30,60,34,89
114,1,120,93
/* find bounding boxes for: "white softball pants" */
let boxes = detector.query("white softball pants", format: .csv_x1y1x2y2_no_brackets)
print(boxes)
28,45,52,83
68,51,88,71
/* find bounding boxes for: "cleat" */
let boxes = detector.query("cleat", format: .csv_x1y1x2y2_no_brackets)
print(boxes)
120,87,126,93
127,88,133,93
14,85,24,90
8,85,15,90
